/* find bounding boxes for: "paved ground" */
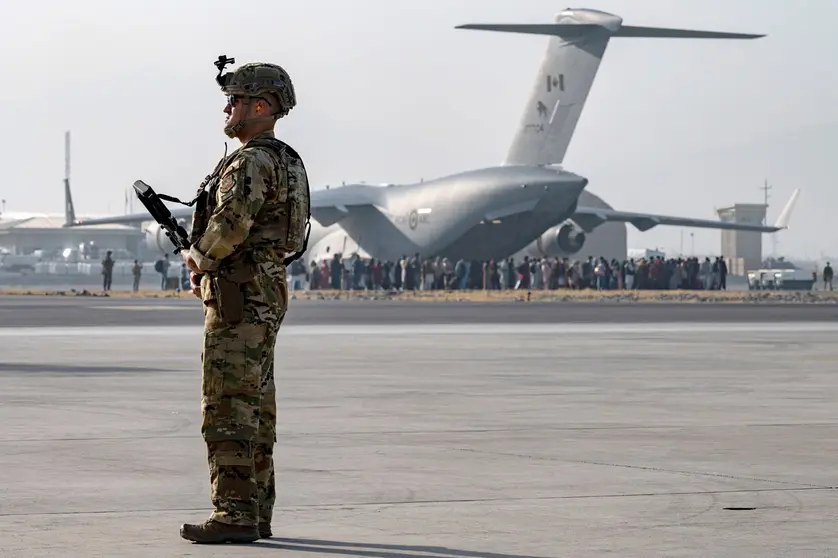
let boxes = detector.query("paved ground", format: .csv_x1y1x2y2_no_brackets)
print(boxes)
1,294,837,327
1,312,838,556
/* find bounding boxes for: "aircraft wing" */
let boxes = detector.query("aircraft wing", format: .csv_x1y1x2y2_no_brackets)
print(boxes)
66,184,384,228
308,185,382,227
571,189,800,234
67,207,194,227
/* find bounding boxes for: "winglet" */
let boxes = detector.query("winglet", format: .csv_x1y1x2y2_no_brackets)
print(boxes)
773,188,800,229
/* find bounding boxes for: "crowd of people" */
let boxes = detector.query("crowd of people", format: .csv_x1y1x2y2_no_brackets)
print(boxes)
99,251,835,293
289,253,732,292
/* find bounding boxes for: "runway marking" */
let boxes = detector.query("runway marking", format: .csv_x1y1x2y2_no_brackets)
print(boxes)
0,322,837,337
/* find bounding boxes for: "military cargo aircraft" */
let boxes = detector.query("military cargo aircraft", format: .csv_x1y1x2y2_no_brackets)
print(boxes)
70,8,797,264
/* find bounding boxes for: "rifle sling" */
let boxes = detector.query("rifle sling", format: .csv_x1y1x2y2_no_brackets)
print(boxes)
158,193,200,207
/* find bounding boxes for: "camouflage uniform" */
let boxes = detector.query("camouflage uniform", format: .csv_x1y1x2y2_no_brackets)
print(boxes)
180,59,310,545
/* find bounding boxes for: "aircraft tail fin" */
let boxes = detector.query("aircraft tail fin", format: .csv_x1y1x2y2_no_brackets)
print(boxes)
457,9,764,167
64,131,76,226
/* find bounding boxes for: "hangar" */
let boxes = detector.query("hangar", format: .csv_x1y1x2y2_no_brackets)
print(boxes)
0,214,143,259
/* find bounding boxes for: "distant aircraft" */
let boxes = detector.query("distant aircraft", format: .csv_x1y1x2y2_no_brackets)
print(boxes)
69,8,797,264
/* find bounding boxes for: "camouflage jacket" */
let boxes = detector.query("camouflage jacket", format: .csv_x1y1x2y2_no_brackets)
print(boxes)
188,130,310,305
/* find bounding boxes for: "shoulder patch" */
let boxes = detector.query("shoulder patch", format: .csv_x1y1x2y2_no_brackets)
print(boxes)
220,172,235,193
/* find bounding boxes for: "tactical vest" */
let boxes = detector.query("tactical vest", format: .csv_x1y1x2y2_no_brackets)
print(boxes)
190,137,311,267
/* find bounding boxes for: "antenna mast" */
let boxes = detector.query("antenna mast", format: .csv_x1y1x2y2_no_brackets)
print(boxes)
63,131,76,226
65,131,70,183
759,179,775,257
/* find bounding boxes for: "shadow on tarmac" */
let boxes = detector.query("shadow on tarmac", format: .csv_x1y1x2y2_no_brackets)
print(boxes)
0,362,173,374
260,538,548,558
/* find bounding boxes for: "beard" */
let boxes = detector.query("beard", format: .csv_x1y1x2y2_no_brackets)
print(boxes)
223,117,240,138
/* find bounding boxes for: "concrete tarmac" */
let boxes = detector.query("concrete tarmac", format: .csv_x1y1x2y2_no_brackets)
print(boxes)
0,294,837,327
2,314,838,556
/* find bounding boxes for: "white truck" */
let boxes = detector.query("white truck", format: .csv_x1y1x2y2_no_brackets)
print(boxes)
0,253,41,273
627,248,666,261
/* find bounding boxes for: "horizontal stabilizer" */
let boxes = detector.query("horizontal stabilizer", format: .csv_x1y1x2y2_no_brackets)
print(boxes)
456,23,764,40
457,23,605,37
615,26,765,39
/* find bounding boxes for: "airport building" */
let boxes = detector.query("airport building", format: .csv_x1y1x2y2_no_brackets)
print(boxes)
716,203,768,276
0,215,144,259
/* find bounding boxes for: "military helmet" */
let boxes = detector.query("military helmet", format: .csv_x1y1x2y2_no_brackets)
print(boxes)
218,61,296,119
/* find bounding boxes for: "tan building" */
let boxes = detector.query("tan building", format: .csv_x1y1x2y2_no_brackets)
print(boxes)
716,203,767,275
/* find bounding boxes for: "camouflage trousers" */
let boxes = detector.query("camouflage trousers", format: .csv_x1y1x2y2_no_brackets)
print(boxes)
200,298,284,527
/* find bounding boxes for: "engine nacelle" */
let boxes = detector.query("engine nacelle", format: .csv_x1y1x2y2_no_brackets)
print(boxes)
144,221,189,255
557,223,586,254
535,222,586,257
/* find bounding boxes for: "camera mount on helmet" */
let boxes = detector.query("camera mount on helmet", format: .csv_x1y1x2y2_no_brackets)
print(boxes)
214,55,236,87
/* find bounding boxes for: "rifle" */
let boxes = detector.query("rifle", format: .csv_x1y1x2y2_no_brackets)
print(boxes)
132,180,192,255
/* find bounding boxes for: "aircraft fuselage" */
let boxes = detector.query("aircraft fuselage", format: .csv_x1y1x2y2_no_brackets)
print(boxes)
303,164,587,265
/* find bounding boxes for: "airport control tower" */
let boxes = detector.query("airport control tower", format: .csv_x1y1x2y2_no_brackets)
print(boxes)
716,203,767,275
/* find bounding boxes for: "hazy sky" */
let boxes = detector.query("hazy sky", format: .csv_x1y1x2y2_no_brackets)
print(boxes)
1,0,836,259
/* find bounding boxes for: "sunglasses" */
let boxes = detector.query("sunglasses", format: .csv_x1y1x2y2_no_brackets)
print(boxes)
226,94,272,107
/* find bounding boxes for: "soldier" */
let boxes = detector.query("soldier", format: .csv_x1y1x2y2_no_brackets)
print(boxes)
179,57,310,544
101,250,114,291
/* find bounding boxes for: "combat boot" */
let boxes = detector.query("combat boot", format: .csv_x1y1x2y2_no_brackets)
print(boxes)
259,522,272,539
180,519,260,544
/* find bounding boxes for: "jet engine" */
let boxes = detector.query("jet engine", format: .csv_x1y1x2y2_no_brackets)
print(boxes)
556,223,586,254
144,221,188,255
535,222,586,257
